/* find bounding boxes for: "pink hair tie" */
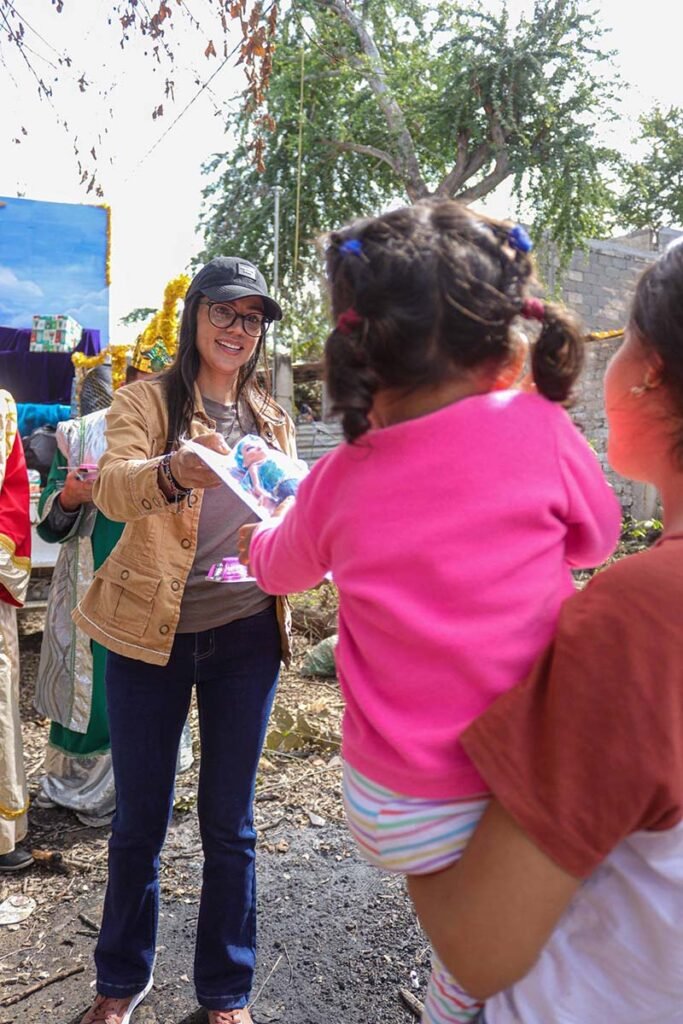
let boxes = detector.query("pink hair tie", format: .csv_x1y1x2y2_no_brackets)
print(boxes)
521,298,546,322
336,308,364,335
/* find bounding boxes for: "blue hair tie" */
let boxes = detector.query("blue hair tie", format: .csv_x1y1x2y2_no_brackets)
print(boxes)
340,238,363,256
508,225,533,253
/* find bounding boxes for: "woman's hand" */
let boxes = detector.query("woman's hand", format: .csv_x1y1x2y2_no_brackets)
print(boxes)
58,469,96,512
167,432,229,491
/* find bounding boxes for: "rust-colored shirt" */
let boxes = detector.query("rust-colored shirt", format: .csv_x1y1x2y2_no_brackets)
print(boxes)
463,533,683,878
463,535,683,1023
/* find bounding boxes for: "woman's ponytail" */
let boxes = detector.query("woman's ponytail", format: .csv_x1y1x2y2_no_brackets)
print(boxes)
531,303,584,402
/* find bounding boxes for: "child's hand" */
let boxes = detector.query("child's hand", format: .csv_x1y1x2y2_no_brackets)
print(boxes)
272,496,295,518
238,523,259,568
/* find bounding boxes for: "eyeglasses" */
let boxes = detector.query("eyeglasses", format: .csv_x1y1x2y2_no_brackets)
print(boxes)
201,300,270,338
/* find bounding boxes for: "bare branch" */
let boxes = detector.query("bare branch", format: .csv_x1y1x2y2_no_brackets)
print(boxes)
453,112,511,203
436,136,493,197
323,138,399,174
316,0,428,200
456,153,511,203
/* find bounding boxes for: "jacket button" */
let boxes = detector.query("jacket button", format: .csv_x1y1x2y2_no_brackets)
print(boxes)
159,624,170,635
188,494,197,507
181,538,191,549
171,580,180,591
120,570,130,580
142,499,152,510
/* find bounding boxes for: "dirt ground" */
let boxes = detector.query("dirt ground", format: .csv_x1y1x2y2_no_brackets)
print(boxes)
0,605,428,1024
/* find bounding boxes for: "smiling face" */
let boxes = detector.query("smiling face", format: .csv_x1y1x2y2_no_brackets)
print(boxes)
194,294,264,396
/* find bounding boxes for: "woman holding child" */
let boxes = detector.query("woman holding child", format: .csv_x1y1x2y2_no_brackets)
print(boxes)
412,238,683,1023
74,256,295,1024
241,200,683,1023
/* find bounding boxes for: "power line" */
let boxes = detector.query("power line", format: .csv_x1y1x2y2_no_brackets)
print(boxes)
125,42,239,178
2,0,64,59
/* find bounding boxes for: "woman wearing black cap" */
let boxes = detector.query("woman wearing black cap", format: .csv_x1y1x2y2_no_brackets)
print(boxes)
74,257,295,1024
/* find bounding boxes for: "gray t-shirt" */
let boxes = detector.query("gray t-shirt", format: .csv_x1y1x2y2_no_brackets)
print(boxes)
175,396,274,634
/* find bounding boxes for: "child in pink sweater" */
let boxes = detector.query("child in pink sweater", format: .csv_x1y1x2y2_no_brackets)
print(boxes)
239,200,621,1024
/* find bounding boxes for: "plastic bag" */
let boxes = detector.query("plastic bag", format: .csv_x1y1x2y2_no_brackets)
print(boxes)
301,634,338,678
22,425,57,485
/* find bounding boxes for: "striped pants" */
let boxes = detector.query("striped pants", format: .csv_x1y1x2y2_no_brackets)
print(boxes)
343,764,489,1024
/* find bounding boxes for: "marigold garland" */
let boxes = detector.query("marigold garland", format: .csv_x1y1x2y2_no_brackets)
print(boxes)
71,274,188,402
585,328,624,342
71,344,131,405
110,344,129,389
134,273,189,366
98,203,112,286
71,349,109,373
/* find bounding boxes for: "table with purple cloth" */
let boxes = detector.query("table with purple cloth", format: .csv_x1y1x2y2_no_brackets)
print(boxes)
0,326,102,404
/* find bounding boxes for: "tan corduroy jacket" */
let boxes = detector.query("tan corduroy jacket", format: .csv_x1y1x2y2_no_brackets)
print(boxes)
73,378,296,666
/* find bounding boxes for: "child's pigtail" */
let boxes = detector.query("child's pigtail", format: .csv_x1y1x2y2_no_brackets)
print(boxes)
523,299,584,403
325,311,379,443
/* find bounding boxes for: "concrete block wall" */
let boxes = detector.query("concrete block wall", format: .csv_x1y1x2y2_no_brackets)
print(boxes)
542,232,679,519
302,231,677,520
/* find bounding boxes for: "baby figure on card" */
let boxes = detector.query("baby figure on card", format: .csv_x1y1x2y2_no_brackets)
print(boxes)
232,435,307,514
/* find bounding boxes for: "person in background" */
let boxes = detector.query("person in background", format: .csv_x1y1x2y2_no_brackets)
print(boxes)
0,388,32,872
34,345,192,829
74,256,295,1024
409,238,683,1024
239,199,621,1024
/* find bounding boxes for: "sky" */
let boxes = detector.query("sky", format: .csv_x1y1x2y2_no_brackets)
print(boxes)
0,196,109,336
0,0,681,346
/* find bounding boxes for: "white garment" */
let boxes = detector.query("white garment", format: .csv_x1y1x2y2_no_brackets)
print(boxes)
0,602,28,852
485,822,683,1023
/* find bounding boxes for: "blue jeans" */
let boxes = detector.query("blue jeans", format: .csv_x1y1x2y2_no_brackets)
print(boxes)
94,607,281,1011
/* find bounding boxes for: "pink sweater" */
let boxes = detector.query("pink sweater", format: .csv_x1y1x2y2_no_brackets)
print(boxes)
249,392,622,799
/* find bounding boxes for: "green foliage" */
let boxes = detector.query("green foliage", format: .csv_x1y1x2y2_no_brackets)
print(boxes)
617,106,683,233
119,306,158,326
275,279,331,363
266,702,340,753
619,515,663,552
198,0,619,356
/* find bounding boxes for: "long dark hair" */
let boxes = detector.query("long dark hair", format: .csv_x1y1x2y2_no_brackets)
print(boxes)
630,241,683,464
324,199,584,442
161,291,271,446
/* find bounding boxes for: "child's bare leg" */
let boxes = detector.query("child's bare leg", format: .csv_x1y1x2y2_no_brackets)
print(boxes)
409,873,482,1022
422,950,483,1023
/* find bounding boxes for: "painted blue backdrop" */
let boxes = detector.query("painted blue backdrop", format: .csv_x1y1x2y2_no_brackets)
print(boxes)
0,196,109,342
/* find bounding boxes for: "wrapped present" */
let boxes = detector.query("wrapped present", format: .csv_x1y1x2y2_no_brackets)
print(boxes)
30,314,83,353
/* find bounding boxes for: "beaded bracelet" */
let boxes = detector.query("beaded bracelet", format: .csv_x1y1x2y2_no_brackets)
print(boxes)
159,452,192,501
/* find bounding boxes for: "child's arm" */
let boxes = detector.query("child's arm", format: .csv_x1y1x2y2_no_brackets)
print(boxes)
556,414,622,567
242,478,329,594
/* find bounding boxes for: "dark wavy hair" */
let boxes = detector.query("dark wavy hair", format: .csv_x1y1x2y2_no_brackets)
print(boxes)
160,290,271,447
630,240,683,464
324,199,584,442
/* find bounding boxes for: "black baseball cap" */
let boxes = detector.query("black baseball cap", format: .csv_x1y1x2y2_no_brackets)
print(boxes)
186,256,282,321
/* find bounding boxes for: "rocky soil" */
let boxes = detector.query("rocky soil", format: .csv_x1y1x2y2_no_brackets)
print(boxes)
0,606,428,1024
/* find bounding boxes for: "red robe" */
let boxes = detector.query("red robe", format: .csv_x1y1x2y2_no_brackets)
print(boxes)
0,392,31,607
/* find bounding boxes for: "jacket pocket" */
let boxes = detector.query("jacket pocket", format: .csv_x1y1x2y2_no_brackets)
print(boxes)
94,557,161,638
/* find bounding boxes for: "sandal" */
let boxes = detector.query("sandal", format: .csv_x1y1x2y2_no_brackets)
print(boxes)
80,977,153,1024
207,1009,253,1024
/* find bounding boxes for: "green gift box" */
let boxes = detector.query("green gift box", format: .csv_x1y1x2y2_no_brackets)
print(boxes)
30,314,83,353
